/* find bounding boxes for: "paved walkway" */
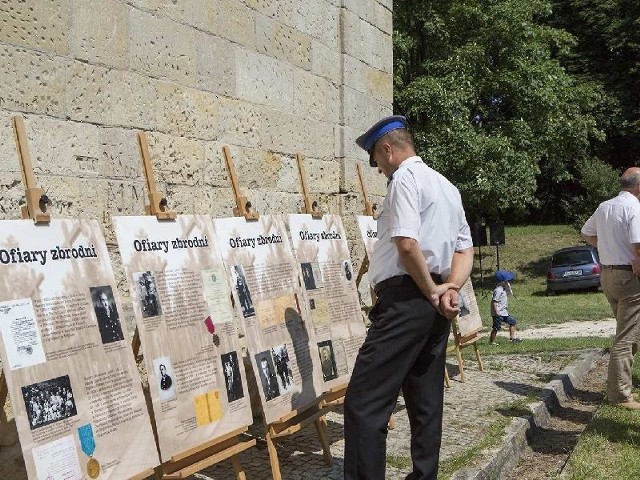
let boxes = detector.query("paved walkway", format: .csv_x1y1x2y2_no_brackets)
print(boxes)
0,339,610,479
194,351,593,479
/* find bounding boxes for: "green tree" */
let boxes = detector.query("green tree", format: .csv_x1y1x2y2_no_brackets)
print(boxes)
394,0,604,222
551,0,640,169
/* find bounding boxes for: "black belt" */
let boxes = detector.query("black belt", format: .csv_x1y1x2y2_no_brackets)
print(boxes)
374,273,443,296
602,264,632,271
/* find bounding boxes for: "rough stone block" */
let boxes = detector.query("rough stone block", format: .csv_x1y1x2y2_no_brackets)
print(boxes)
154,0,217,35
0,172,25,220
298,156,340,195
293,0,338,48
343,0,392,35
343,55,393,102
294,69,340,123
70,0,127,68
263,109,334,160
0,110,22,173
341,156,387,198
196,32,236,97
66,62,156,129
145,131,205,187
243,0,296,27
217,98,266,149
311,40,341,85
154,81,222,140
162,184,234,217
256,13,312,70
341,9,392,73
202,141,232,188
235,49,294,109
128,9,198,87
0,46,70,117
0,0,68,55
216,0,256,49
100,127,148,181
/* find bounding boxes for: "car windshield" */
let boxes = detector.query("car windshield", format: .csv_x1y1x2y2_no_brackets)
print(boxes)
552,250,594,267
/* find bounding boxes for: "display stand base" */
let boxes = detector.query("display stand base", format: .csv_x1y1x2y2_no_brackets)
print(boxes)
265,399,333,480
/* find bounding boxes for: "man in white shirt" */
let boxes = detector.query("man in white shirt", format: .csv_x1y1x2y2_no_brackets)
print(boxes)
581,167,640,410
344,115,474,480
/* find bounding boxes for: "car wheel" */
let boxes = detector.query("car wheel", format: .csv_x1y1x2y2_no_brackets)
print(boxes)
545,288,556,296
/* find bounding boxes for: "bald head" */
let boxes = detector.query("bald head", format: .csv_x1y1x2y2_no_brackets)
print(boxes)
619,167,640,190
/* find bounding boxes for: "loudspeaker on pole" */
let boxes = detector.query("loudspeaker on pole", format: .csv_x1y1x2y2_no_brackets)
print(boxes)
489,221,505,246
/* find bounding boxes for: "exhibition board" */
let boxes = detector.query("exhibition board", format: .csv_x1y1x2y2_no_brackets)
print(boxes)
213,215,324,425
288,214,366,391
113,214,252,462
0,219,159,479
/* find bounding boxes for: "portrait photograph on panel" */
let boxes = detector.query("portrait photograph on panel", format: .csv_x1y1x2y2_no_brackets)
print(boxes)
89,285,125,344
255,351,280,401
22,375,77,430
153,356,177,402
343,260,353,281
301,261,324,291
318,340,338,382
271,343,294,394
133,271,162,318
231,264,255,318
221,351,244,403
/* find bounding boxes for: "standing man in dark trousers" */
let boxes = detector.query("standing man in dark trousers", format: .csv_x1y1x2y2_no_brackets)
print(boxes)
344,115,474,480
582,167,640,410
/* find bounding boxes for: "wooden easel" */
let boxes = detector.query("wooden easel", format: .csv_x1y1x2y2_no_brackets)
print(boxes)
127,133,255,480
223,147,332,480
0,117,52,432
0,115,50,441
446,315,484,383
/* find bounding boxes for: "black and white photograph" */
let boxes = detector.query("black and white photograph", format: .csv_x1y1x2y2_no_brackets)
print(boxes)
153,356,177,402
300,262,323,290
89,285,125,344
22,375,78,430
271,344,294,394
343,260,353,281
458,290,471,317
231,265,255,318
255,351,280,401
221,351,244,403
309,298,316,310
133,271,162,318
318,340,338,382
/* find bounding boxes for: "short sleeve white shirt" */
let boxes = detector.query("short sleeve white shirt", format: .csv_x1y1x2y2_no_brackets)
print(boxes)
581,191,640,265
492,285,509,316
369,156,472,286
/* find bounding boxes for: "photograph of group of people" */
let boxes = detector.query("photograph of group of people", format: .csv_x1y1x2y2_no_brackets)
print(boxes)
255,344,295,402
22,375,77,430
89,285,125,344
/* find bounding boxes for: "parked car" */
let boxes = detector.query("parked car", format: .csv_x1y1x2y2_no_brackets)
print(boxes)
546,245,601,295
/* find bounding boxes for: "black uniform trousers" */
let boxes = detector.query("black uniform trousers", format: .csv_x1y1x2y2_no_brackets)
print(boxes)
344,276,451,480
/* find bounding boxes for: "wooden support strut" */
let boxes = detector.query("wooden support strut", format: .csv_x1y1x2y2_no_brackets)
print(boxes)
222,146,259,220
295,153,322,218
356,162,376,217
138,131,176,221
446,318,485,383
13,116,51,223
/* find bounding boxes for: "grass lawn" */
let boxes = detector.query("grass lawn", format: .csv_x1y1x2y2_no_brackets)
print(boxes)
471,225,613,330
563,360,640,479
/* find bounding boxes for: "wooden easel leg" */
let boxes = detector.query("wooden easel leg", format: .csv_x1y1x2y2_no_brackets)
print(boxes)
132,326,141,358
455,346,465,382
474,344,484,372
314,416,333,466
232,455,247,480
266,430,282,480
0,371,7,410
444,366,451,388
387,414,396,430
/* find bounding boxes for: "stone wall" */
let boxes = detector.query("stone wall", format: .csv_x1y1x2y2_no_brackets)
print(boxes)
0,0,393,303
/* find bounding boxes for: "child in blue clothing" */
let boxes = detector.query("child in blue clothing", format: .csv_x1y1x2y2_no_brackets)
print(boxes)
489,269,522,344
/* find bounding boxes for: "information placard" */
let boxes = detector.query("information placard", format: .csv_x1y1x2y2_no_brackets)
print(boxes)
0,219,159,480
213,215,323,424
288,214,366,390
113,215,252,460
